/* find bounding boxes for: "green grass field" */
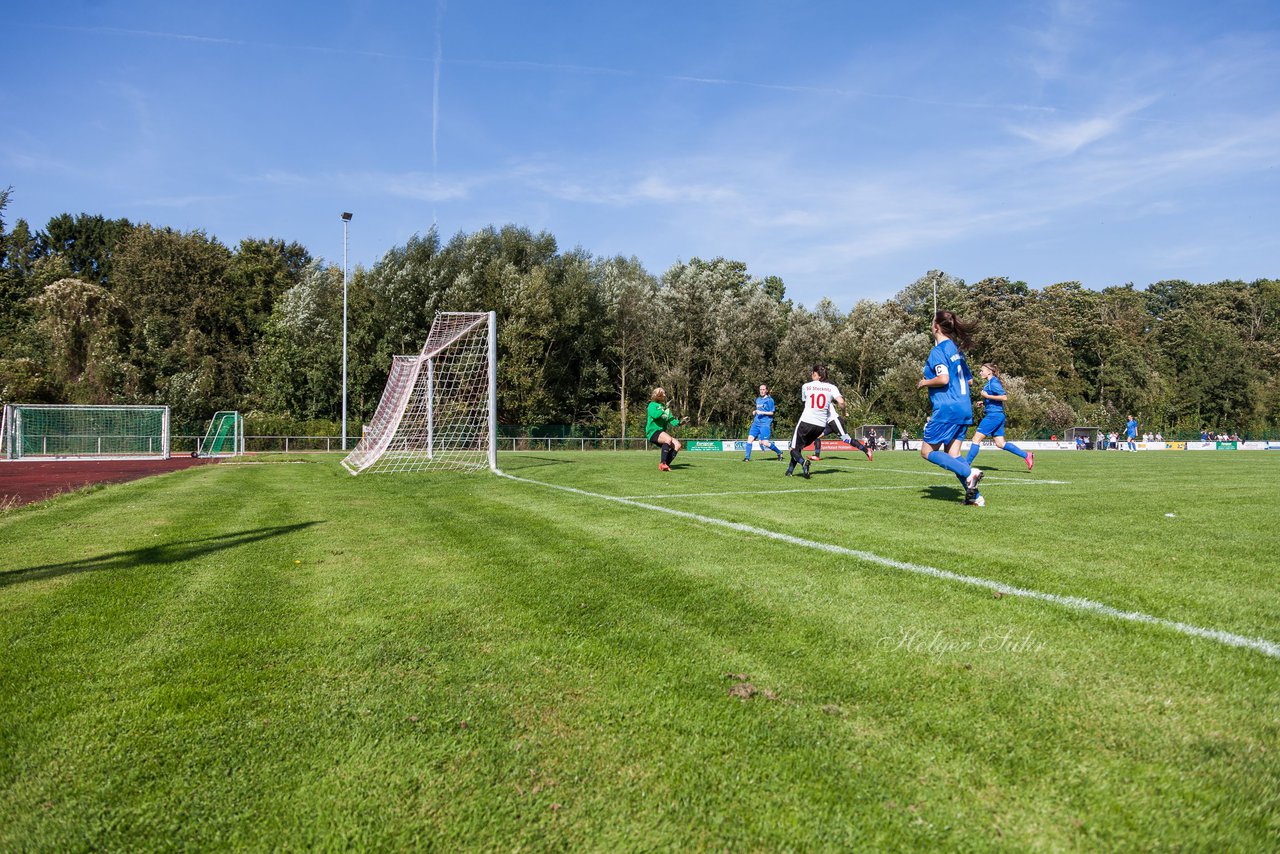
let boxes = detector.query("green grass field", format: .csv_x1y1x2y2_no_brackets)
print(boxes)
2,449,1278,850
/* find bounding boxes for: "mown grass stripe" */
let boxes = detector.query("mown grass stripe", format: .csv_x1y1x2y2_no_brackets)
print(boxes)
498,470,1280,661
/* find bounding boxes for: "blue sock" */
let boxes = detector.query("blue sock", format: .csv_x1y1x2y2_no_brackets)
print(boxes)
767,442,781,455
965,444,980,464
927,450,971,478
1003,442,1027,459
744,443,752,460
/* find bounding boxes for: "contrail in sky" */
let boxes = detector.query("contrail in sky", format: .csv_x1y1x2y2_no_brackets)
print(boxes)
38,22,1079,119
433,0,446,227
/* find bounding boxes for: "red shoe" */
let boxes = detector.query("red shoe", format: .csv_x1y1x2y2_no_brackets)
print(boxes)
1026,452,1035,472
864,448,874,463
810,454,821,462
659,462,671,472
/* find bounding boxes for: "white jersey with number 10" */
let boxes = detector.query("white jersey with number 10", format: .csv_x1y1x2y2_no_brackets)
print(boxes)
799,381,842,427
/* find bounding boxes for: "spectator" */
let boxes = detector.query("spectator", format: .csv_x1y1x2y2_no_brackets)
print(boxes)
901,429,911,451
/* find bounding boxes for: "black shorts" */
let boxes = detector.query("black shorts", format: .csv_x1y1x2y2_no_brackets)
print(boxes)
792,420,826,453
648,431,667,446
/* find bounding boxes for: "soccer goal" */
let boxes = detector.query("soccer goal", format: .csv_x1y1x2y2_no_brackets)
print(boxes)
197,411,244,458
342,311,497,475
1,404,170,461
859,424,894,451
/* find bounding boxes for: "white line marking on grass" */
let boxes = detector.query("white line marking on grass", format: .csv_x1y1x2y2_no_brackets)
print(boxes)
818,462,1070,484
620,477,1067,500
497,469,1280,661
620,484,933,500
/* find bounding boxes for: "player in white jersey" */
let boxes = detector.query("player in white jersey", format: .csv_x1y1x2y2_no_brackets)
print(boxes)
787,364,844,479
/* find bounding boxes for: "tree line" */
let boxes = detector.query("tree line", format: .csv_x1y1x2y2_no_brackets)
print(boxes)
2,188,1278,439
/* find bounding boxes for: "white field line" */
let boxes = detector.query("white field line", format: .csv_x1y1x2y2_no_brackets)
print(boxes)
705,455,1071,484
216,461,314,466
621,478,1067,501
789,460,1070,484
496,470,1280,661
621,484,939,499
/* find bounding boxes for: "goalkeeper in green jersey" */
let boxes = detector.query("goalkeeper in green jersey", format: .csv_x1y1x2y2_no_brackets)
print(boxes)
646,387,682,472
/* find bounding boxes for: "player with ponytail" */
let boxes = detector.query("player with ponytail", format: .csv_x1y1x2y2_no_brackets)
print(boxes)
916,310,986,506
966,363,1033,471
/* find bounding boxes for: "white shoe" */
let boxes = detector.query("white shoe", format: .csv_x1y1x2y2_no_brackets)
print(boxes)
965,468,984,491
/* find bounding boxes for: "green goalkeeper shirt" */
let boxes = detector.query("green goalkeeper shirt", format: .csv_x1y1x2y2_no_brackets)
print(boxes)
646,401,679,439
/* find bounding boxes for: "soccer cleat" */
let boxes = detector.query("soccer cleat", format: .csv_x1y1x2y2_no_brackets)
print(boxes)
810,454,821,462
965,468,984,492
864,447,874,463
1026,452,1035,472
742,457,751,462
785,467,794,477
965,492,986,507
776,453,784,461
801,459,811,479
659,463,671,472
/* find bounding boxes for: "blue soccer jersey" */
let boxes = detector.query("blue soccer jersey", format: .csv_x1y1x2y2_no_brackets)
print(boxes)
753,395,776,424
982,376,1005,413
749,395,776,440
924,339,974,425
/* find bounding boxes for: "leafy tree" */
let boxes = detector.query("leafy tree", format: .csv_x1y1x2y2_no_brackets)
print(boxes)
38,213,134,285
111,226,236,422
894,270,971,332
31,278,133,402
250,262,344,419
655,257,779,427
598,255,660,439
967,277,1063,391
226,238,312,341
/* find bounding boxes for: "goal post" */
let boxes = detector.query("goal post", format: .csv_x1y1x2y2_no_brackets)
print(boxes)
197,411,244,458
342,311,497,475
1,404,170,461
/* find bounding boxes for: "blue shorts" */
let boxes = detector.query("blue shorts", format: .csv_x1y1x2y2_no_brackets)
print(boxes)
975,412,1005,437
923,417,971,447
748,420,773,441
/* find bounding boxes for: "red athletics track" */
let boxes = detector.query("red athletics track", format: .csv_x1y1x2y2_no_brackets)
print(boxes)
0,457,214,507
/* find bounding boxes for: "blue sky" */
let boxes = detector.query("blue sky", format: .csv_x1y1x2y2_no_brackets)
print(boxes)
6,1,1279,306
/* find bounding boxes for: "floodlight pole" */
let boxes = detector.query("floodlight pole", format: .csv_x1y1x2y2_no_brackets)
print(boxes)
341,212,353,451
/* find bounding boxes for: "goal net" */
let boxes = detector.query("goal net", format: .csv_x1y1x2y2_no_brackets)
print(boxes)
859,424,894,451
1,404,170,461
197,411,244,458
342,311,497,475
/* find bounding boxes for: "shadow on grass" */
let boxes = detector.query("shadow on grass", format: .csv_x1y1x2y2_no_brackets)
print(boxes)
1,521,323,588
499,455,576,472
920,485,967,503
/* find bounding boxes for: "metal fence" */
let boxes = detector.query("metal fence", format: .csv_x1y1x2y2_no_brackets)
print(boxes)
171,435,659,454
